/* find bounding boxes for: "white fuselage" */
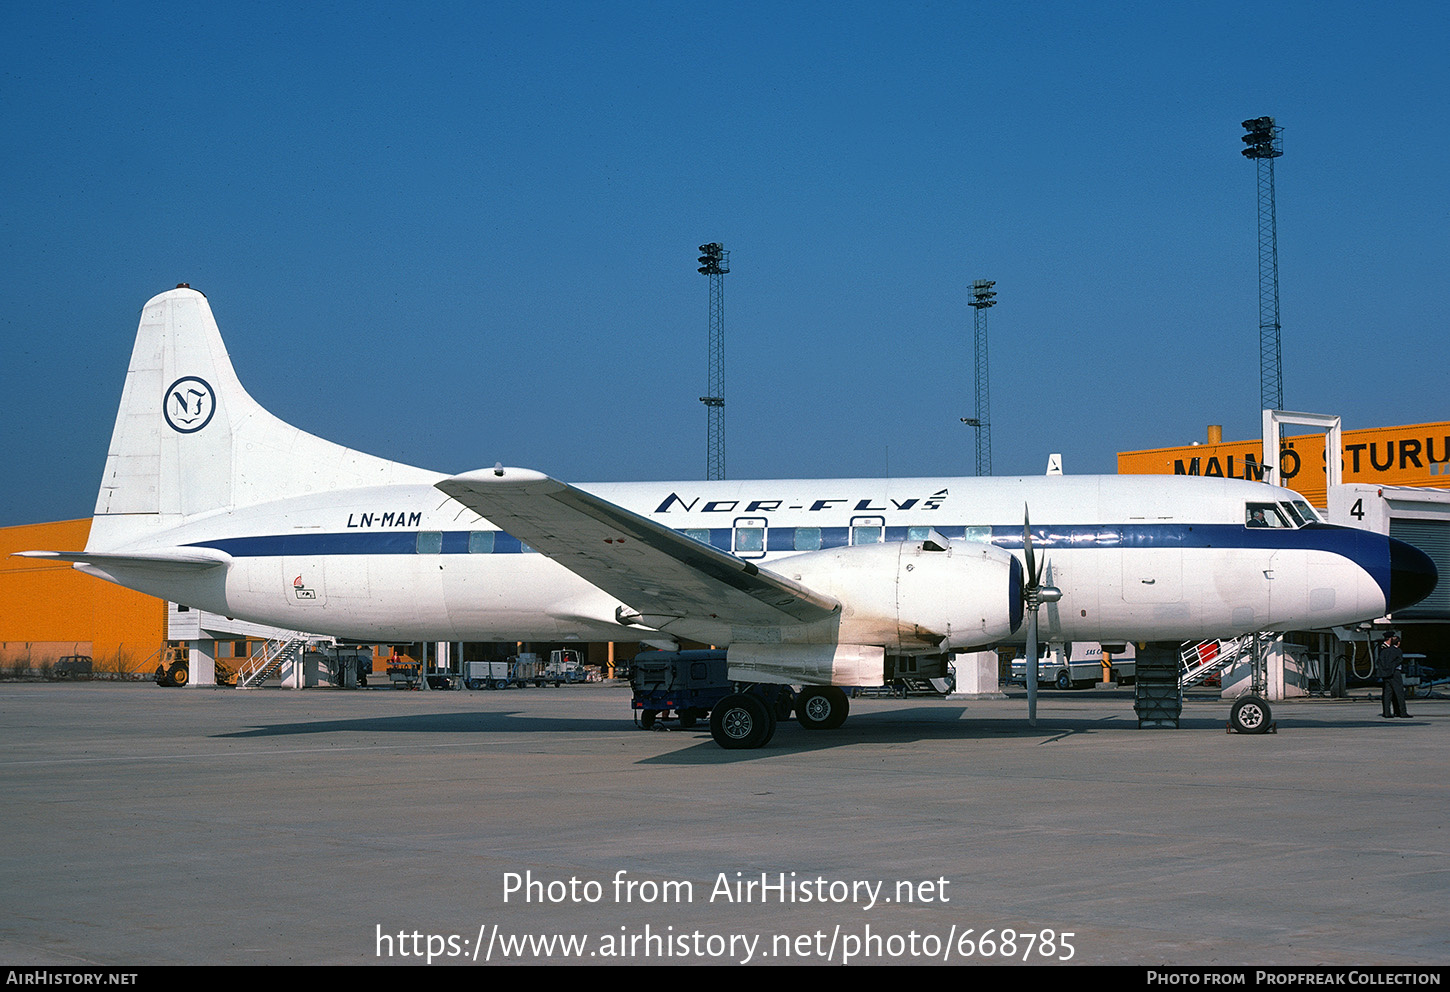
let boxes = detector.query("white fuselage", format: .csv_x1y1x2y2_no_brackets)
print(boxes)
83,473,1395,649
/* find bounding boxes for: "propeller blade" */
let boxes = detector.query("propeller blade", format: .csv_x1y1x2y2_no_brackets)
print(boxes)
1025,609,1038,727
1023,504,1039,726
1022,506,1037,590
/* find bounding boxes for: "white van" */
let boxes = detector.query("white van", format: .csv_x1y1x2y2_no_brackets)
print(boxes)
1008,642,1137,689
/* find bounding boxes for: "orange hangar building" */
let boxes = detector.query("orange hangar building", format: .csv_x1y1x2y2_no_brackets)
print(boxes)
1119,420,1450,508
0,518,166,675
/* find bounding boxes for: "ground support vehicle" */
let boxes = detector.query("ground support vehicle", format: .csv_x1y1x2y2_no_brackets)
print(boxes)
464,660,514,690
629,650,847,747
387,657,421,689
630,650,735,728
544,649,588,685
1403,655,1445,698
630,650,796,734
154,644,191,687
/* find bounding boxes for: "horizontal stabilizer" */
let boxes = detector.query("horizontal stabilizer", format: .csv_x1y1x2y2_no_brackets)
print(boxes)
437,467,840,629
15,548,231,573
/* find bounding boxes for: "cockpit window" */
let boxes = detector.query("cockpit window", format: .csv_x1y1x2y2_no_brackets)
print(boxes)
1245,503,1290,528
1281,502,1306,527
1292,500,1320,523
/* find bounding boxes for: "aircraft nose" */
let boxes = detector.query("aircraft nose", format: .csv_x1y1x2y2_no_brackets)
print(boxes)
1387,537,1437,614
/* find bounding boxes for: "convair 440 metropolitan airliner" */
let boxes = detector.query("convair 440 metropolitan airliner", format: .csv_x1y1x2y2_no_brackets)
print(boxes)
21,287,1438,748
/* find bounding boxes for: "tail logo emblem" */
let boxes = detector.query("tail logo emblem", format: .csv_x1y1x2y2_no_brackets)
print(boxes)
163,377,216,434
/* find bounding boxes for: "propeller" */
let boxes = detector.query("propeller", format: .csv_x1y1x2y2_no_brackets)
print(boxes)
1022,506,1061,726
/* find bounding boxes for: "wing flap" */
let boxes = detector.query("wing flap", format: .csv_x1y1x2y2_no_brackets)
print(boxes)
436,468,839,628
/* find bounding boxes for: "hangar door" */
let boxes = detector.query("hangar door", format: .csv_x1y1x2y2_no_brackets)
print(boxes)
1389,519,1450,619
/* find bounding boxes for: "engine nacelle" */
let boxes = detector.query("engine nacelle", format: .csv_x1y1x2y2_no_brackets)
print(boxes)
769,538,1023,653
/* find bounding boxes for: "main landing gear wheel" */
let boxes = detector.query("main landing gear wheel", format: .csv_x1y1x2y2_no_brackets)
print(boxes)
1229,695,1274,735
795,686,849,730
710,693,776,750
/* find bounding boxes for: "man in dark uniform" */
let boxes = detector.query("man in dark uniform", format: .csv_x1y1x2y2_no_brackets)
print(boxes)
1376,632,1410,719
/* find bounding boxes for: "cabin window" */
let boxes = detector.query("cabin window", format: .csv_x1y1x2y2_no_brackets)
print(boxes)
732,517,768,557
416,531,443,554
850,516,885,545
906,526,933,541
734,526,765,554
794,527,822,551
683,528,711,545
468,531,495,554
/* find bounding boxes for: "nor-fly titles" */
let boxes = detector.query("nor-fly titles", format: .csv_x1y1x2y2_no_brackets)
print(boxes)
711,872,951,912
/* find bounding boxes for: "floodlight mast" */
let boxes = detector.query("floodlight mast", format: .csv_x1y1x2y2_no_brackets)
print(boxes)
1241,116,1284,412
697,242,729,481
968,279,997,476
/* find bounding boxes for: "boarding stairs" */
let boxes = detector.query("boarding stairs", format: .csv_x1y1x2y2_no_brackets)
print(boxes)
855,676,953,698
1179,633,1263,689
238,633,310,688
900,676,953,697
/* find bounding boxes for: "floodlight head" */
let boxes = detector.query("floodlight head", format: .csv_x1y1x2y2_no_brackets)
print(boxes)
1240,116,1282,159
969,280,997,309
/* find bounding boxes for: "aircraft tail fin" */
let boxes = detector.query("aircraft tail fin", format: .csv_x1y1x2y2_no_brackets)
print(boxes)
88,286,436,551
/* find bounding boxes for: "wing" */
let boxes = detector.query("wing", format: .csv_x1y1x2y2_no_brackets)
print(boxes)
435,468,840,629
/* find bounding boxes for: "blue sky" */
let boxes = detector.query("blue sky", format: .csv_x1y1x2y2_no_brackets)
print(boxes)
2,1,1446,525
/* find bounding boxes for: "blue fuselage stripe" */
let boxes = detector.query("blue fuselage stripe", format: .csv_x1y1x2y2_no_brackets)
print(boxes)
186,522,1384,565
179,521,1395,619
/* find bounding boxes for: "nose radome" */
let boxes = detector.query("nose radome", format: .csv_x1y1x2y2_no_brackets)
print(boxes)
1387,537,1437,614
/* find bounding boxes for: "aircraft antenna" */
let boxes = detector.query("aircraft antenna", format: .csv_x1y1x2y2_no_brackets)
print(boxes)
968,279,997,475
697,242,729,480
1241,116,1284,412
